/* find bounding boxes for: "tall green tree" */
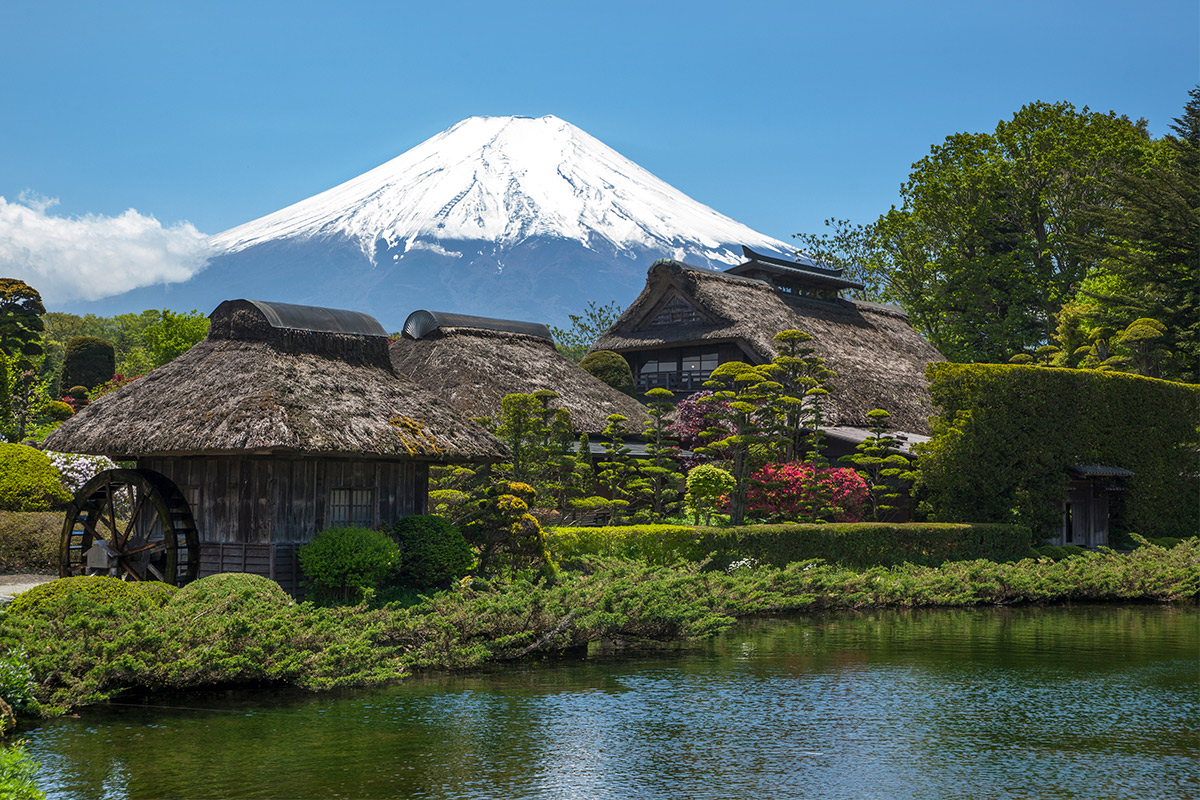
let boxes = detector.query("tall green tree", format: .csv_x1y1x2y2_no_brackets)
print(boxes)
0,279,46,438
549,301,623,362
862,102,1154,363
1064,87,1200,382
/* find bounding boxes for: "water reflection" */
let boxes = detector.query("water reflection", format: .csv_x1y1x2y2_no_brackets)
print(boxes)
28,604,1198,799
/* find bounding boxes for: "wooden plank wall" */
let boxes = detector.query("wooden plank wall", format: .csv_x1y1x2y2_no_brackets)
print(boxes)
198,542,304,595
141,456,429,545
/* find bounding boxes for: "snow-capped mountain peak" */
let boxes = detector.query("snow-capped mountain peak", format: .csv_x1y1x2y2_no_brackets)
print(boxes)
210,115,794,266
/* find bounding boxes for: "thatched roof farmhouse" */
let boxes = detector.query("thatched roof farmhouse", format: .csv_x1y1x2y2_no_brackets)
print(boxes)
593,248,945,435
46,299,504,591
390,310,651,435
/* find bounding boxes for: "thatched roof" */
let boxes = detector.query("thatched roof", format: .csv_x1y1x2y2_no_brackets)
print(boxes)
390,313,652,435
592,259,945,434
44,299,505,462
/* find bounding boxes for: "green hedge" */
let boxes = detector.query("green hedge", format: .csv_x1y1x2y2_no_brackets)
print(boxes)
919,363,1199,538
0,445,70,513
548,522,1032,569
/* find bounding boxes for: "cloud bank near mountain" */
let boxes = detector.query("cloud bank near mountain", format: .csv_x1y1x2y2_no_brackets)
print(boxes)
0,193,212,302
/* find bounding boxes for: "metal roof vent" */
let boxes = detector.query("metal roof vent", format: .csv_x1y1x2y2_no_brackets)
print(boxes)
402,310,553,341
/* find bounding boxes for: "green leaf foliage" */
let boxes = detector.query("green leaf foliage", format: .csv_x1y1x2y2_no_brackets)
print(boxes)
548,300,622,362
0,742,45,800
1,543,1197,713
918,363,1199,537
0,445,70,512
387,515,473,590
298,527,400,604
59,336,115,392
578,350,634,396
547,522,1031,570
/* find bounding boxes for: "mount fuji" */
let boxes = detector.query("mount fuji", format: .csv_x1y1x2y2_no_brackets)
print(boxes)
86,115,798,329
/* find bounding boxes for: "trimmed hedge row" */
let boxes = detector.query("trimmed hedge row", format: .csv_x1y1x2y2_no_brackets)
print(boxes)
548,522,1033,569
920,363,1199,538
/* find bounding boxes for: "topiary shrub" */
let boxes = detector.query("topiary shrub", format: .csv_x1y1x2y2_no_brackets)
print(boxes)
59,337,115,392
7,576,158,618
685,464,735,525
64,386,89,411
167,573,290,613
298,527,400,603
0,445,70,512
42,401,73,422
387,515,473,590
579,350,635,396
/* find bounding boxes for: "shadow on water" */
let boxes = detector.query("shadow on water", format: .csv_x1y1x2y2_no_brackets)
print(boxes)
25,604,1199,800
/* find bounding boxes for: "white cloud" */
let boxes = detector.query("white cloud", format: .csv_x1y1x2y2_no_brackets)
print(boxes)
0,194,213,303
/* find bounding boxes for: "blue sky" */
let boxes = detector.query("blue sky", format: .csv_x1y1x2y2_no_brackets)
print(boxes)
0,0,1195,307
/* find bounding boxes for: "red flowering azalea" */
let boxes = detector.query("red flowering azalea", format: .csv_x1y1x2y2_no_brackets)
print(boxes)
746,462,869,523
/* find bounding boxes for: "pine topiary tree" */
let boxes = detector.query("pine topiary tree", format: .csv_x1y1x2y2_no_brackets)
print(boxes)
638,388,686,521
838,409,918,521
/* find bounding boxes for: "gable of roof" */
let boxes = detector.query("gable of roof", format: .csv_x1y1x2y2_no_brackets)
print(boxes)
593,258,945,433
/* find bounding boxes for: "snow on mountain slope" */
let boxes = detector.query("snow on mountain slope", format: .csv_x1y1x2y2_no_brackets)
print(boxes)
210,115,794,266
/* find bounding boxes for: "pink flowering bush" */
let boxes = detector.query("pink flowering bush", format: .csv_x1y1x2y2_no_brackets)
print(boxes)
746,462,869,523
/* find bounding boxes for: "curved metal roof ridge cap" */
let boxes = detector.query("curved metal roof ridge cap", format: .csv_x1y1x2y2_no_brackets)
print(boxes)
402,309,552,341
214,299,388,337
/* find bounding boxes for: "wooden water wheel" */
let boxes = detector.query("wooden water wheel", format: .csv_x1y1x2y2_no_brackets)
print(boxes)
60,469,199,585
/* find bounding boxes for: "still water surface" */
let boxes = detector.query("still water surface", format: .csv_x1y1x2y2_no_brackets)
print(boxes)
26,604,1199,799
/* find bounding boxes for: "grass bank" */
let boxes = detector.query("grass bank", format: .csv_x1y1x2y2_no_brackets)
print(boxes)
2,539,1197,713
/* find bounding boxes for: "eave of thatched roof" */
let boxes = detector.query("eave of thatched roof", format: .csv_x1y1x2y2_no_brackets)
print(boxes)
390,327,651,435
44,300,505,462
592,259,945,434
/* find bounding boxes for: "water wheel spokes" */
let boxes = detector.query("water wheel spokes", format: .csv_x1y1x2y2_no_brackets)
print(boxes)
60,468,200,586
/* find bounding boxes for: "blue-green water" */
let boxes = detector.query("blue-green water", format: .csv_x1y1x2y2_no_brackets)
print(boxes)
25,604,1199,799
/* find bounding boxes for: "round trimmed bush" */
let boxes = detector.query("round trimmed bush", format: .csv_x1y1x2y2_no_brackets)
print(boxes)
7,576,158,618
298,527,400,603
579,350,635,396
43,401,74,422
167,573,290,614
388,515,473,589
0,444,71,512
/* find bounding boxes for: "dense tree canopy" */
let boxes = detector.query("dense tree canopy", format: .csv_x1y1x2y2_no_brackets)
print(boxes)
796,96,1200,377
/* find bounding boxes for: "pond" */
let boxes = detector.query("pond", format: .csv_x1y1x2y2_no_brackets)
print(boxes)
24,604,1198,799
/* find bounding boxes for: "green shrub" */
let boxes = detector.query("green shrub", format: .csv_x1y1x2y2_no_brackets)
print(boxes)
42,401,73,422
1036,545,1068,560
0,742,44,800
685,465,735,525
387,515,473,590
168,572,290,611
548,522,1033,569
1060,545,1087,557
578,350,635,396
0,650,36,714
0,513,60,573
0,446,70,512
7,576,158,618
299,527,400,603
919,363,1199,538
59,337,115,392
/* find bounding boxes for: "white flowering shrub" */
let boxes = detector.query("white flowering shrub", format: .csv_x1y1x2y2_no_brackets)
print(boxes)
45,451,118,496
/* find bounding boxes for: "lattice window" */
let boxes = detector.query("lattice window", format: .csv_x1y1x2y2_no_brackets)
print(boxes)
328,488,375,528
649,296,702,327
